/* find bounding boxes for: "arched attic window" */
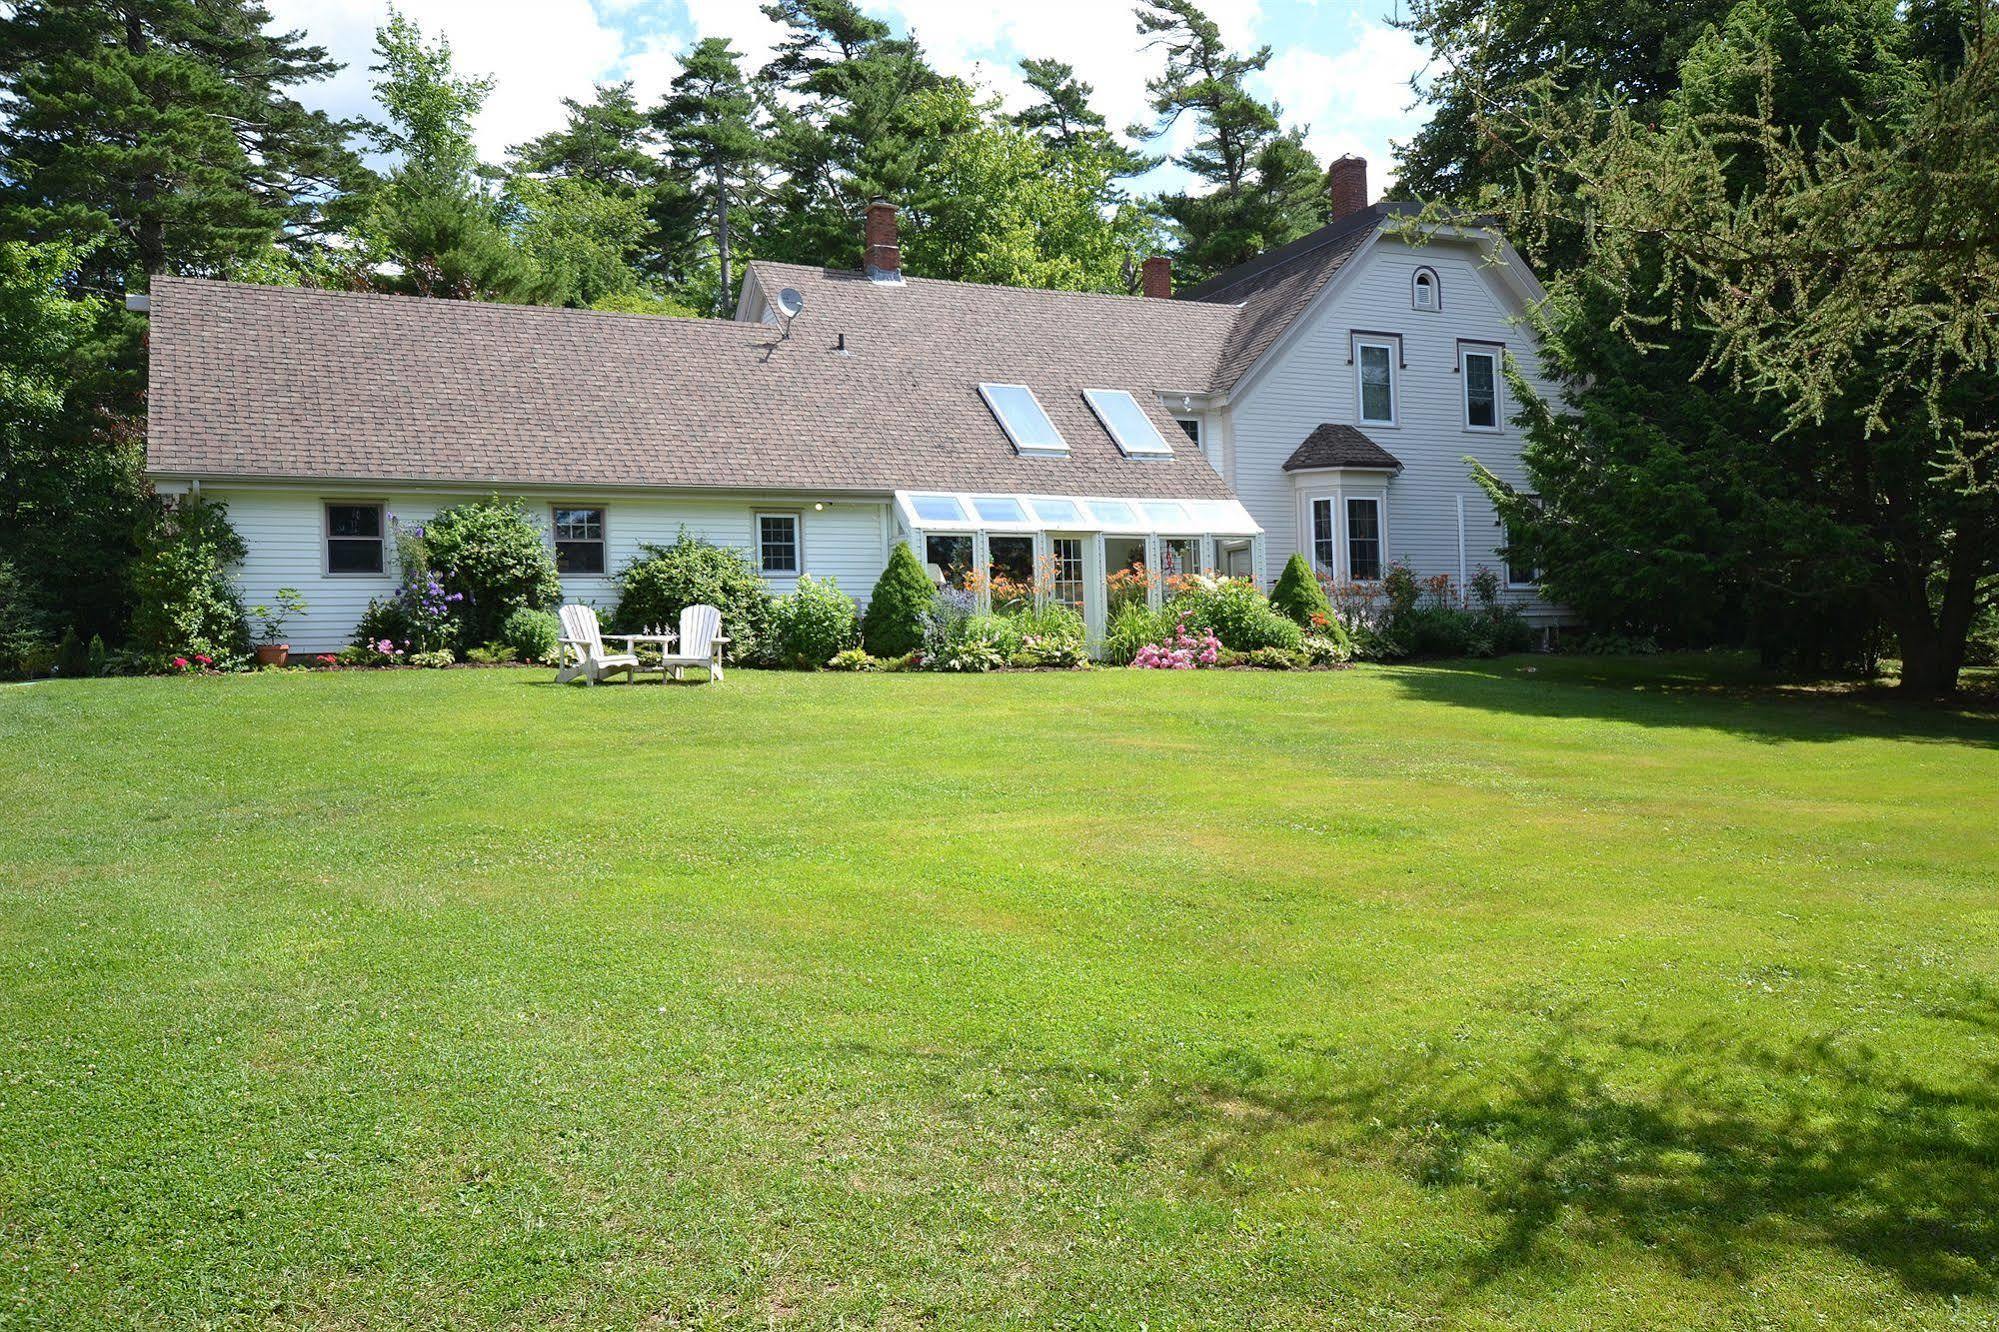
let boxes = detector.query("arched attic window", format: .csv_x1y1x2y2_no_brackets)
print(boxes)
1412,267,1440,311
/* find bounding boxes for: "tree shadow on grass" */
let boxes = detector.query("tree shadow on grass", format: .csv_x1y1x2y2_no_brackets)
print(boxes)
1138,995,1999,1299
1379,653,1999,749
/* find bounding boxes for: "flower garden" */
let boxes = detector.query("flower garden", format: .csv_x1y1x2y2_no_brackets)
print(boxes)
18,493,1544,679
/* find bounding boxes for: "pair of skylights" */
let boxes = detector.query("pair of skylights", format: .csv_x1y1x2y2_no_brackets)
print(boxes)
977,383,1176,459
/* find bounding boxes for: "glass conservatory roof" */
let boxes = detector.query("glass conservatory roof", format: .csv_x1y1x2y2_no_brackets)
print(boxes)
896,491,1260,537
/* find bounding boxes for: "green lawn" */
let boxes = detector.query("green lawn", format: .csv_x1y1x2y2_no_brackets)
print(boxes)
4,658,1997,1329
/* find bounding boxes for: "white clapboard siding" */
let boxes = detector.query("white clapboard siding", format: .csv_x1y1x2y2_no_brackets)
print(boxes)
203,487,891,654
1225,233,1558,615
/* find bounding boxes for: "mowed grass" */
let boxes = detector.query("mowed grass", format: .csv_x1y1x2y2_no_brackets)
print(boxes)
3,657,1997,1330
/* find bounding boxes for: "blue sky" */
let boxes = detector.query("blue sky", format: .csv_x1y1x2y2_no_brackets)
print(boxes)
265,0,1432,197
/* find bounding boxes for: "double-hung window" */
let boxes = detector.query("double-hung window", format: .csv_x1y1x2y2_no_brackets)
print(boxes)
1310,498,1338,574
1346,498,1384,581
757,512,800,575
552,506,606,574
326,502,385,574
1355,338,1398,425
1462,346,1500,431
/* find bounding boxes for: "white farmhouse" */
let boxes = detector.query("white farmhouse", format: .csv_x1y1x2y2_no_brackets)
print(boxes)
145,157,1557,654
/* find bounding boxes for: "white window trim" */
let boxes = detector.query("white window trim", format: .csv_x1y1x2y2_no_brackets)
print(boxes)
322,500,388,578
755,510,803,576
1308,496,1339,577
1460,346,1502,433
1082,388,1173,458
1412,266,1440,312
1354,338,1399,427
550,503,610,577
1345,496,1386,582
977,382,1069,457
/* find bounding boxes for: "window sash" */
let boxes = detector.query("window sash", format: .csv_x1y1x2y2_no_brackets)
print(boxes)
325,503,384,574
553,507,606,574
1463,351,1499,429
1050,537,1085,610
758,513,800,574
1357,343,1395,423
1310,498,1337,574
1346,498,1383,581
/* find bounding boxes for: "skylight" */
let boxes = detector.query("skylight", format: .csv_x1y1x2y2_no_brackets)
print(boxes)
909,493,965,523
978,383,1067,456
893,491,1259,538
1083,389,1175,458
972,495,1028,524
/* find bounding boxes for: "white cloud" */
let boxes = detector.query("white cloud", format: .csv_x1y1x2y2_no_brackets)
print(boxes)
865,0,1258,134
266,0,629,161
1257,19,1426,190
259,0,1425,195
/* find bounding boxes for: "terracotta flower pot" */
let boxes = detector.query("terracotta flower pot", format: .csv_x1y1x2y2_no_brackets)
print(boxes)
255,643,289,667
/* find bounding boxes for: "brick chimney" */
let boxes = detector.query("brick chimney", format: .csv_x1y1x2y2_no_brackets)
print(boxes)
864,197,901,282
1140,256,1172,299
1327,154,1368,222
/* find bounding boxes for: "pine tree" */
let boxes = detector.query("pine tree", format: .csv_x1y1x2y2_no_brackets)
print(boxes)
0,0,362,282
655,38,765,314
1131,0,1324,282
510,83,661,194
863,542,937,658
1460,0,1998,694
0,0,365,405
358,9,540,302
507,83,664,308
1014,57,1156,178
755,0,942,268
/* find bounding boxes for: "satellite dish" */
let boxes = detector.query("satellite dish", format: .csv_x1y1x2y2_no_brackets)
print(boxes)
775,287,805,321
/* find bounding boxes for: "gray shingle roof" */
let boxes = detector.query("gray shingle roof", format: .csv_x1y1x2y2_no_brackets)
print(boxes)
1281,423,1403,473
146,266,1244,500
1183,205,1398,391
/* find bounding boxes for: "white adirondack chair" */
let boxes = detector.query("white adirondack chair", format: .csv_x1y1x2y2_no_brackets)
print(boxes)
659,604,727,682
554,604,640,685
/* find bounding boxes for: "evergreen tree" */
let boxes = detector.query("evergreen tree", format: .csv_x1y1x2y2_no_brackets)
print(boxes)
1014,57,1156,178
1391,0,1737,207
506,82,665,308
0,0,365,404
654,38,765,314
1131,0,1324,282
755,0,943,268
0,0,362,281
358,9,540,302
510,83,661,193
863,543,937,657
0,237,150,643
1269,553,1333,627
1459,0,1997,693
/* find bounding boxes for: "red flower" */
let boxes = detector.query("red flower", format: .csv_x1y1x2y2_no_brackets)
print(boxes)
171,656,189,670
193,653,213,665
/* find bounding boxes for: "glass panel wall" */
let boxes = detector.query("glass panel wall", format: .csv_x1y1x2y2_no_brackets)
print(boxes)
1104,536,1149,614
925,534,975,589
986,534,1036,612
1159,537,1199,595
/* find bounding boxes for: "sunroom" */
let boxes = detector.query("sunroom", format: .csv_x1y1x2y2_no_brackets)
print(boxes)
893,490,1265,642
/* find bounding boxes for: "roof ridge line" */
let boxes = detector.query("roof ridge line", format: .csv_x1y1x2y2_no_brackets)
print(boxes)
152,275,767,337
